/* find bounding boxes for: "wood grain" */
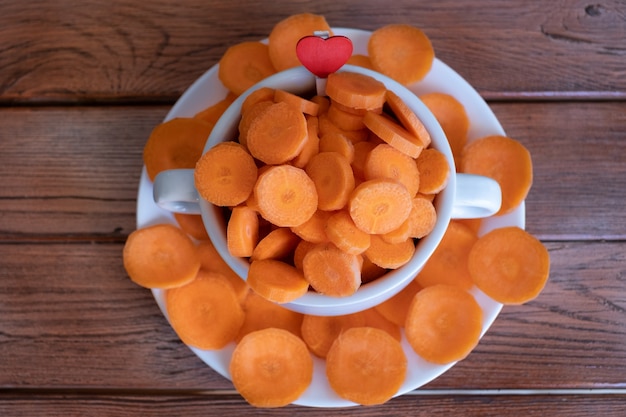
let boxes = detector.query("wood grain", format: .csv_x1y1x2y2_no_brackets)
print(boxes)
0,0,623,103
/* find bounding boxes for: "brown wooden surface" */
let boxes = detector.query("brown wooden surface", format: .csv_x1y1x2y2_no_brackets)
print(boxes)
1,0,624,415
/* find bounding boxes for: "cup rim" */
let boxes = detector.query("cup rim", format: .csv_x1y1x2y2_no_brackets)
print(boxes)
199,64,456,316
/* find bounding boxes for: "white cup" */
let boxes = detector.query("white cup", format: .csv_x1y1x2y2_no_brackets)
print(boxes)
153,65,501,316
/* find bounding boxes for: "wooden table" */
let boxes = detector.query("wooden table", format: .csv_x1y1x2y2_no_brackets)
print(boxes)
1,0,625,415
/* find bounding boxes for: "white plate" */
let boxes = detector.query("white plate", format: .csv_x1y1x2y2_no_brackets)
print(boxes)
136,28,525,407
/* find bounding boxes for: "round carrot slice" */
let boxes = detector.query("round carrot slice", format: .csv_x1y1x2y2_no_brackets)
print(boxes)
325,210,371,255
363,111,424,158
326,327,407,405
349,179,412,234
468,226,550,304
365,143,421,197
247,259,309,303
326,71,387,111
375,278,423,327
291,209,332,244
305,151,355,211
407,196,438,239
300,312,367,358
302,242,362,297
166,270,244,350
365,234,416,269
218,41,277,96
254,164,318,227
236,291,304,342
196,240,248,303
416,147,450,194
123,223,200,289
194,142,258,207
420,92,469,159
227,205,259,258
405,284,483,364
250,227,300,261
386,90,432,147
230,328,313,408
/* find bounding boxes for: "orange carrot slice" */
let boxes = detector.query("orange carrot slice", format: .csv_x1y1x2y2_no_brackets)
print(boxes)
227,206,259,258
310,95,331,115
461,135,533,215
405,284,483,364
300,312,367,358
327,102,367,131
363,110,424,158
420,92,469,160
292,115,321,169
197,240,248,302
350,140,377,180
238,100,273,149
250,227,300,261
326,327,407,405
325,210,371,255
359,308,402,342
365,143,421,197
346,54,374,70
386,90,432,147
468,226,550,304
218,41,277,96
349,179,412,234
166,270,244,350
365,234,416,269
247,259,309,303
293,239,316,271
173,213,209,241
407,195,438,239
240,87,275,115
375,278,423,327
302,242,362,297
326,71,387,111
416,147,450,194
274,89,319,116
368,24,435,85
318,131,355,162
230,328,313,408
123,224,201,289
305,151,355,211
194,142,258,207
318,112,370,144
236,291,304,342
194,92,237,125
291,209,332,244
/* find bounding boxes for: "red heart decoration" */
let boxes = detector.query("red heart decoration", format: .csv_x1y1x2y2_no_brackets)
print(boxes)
296,35,353,78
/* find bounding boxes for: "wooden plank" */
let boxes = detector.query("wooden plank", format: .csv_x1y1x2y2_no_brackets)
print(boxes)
0,0,623,103
0,241,624,390
0,392,625,416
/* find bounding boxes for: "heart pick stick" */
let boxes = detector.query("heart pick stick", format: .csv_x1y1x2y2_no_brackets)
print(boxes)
296,32,353,95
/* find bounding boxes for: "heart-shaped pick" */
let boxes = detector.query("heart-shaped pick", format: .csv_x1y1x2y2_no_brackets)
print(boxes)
296,35,353,78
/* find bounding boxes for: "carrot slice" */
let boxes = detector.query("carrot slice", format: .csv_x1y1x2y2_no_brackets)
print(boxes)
238,100,273,149
166,270,244,350
230,328,313,408
291,209,332,244
365,143,420,197
318,132,355,162
359,308,402,342
250,227,300,261
468,226,550,304
386,90,432,147
194,92,237,124
236,291,304,342
300,312,367,358
310,95,330,115
380,217,412,244
274,89,319,116
416,147,450,194
293,239,316,271
420,92,469,160
327,102,367,131
346,54,374,70
375,278,423,327
302,242,362,297
365,234,416,269
318,112,370,144
407,195,438,239
143,117,214,181
368,24,434,85
291,115,321,168
194,142,258,207
173,213,209,241
326,327,407,405
326,71,387,111
325,210,371,255
305,151,355,211
240,87,275,115
218,41,277,96
123,224,201,289
247,259,309,303
268,13,332,71
415,220,478,290
350,140,377,179
227,206,259,258
197,240,248,302
460,135,533,215
254,164,318,227
405,284,483,364
246,101,309,165
363,110,424,158
349,179,412,234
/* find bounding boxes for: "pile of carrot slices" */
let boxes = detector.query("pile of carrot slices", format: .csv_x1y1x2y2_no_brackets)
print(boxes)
123,13,550,408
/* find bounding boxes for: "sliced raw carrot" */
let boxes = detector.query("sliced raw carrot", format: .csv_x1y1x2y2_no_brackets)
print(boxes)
360,255,387,283
194,92,237,124
318,112,370,144
407,195,438,239
325,210,371,255
330,98,379,116
293,239,316,271
197,239,248,302
218,41,276,96
405,284,483,364
143,117,214,181
359,308,402,342
310,95,330,115
326,71,387,111
166,270,244,349
375,278,423,327
386,90,432,147
236,290,304,342
194,142,258,207
274,89,319,116
291,115,320,168
416,147,450,194
230,327,313,408
365,143,420,197
227,205,259,258
368,24,434,85
300,312,367,358
123,224,201,289
415,220,477,290
246,101,309,164
325,327,407,405
420,92,469,160
468,226,550,304
318,131,355,162
350,140,377,179
380,217,412,244
346,54,374,70
302,242,362,297
460,135,533,215
327,103,366,131
240,87,275,115
305,151,355,211
363,110,424,158
254,164,318,227
247,259,309,303
291,209,332,244
268,13,332,71
348,178,413,234
457,218,482,235
238,100,273,148
173,213,209,241
250,227,300,261
365,234,416,269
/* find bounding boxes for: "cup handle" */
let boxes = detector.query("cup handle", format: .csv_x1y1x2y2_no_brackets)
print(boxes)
153,169,202,215
452,173,502,219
